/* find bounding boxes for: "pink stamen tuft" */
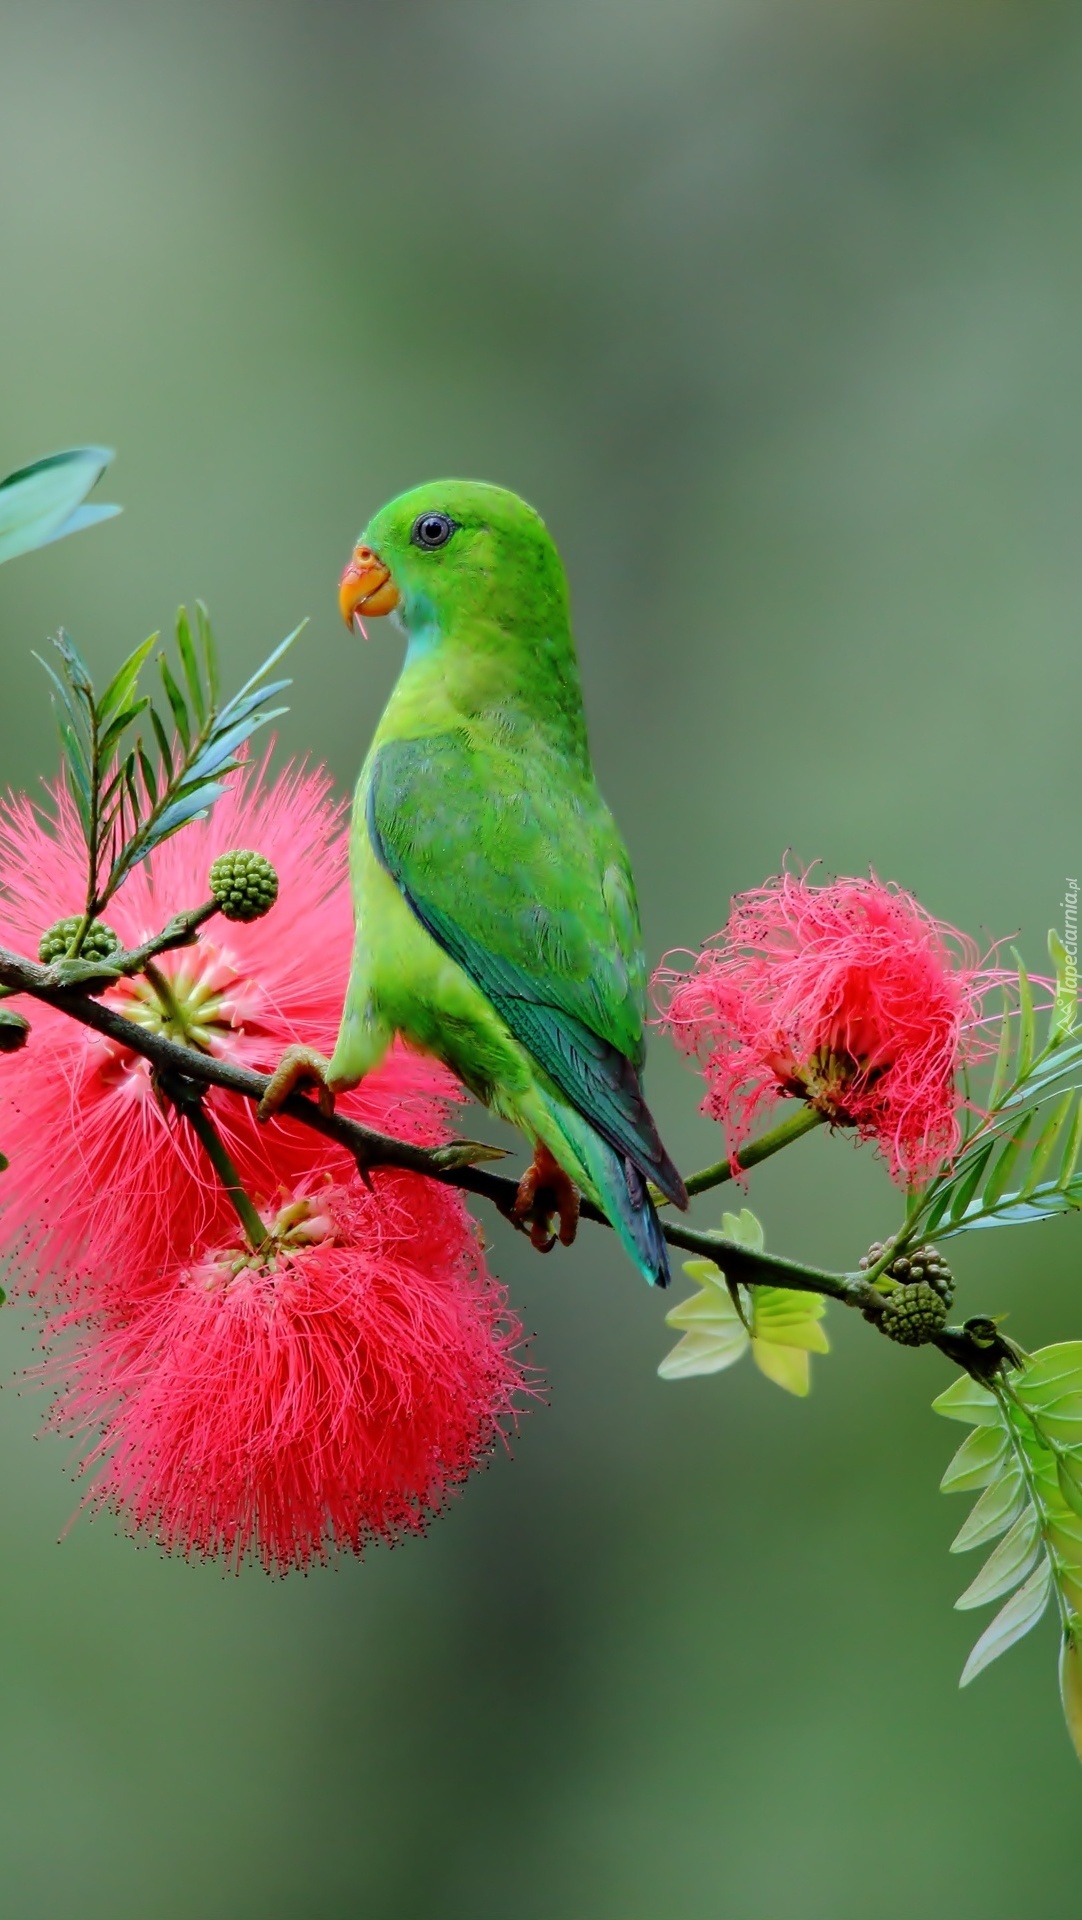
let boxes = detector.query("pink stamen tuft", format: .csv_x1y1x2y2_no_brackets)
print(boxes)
0,755,459,1312
50,1182,531,1573
654,867,1006,1186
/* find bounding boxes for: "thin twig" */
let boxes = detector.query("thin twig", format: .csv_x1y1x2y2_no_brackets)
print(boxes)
0,939,853,1295
680,1103,827,1198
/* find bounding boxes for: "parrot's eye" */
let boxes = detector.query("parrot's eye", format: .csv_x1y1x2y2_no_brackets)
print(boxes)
411,512,457,551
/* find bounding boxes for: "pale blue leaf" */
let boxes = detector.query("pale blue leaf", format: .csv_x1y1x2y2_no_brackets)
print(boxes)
0,447,120,563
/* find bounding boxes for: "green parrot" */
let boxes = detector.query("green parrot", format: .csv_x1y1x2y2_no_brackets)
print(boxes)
260,481,686,1284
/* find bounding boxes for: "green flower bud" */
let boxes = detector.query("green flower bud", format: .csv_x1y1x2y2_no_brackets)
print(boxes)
208,849,279,922
0,1006,30,1053
38,916,119,965
859,1238,954,1309
877,1280,949,1347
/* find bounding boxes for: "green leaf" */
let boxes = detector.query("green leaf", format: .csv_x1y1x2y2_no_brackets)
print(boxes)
97,634,156,727
950,1467,1025,1551
1057,1095,1082,1192
1057,1455,1082,1520
36,652,90,749
923,1186,954,1239
752,1286,829,1355
0,447,120,564
664,1262,735,1325
941,1422,1010,1494
953,1187,1081,1231
223,618,304,714
959,1559,1053,1686
149,703,174,777
137,745,158,808
987,986,1014,1111
59,727,93,838
52,628,95,700
752,1342,812,1396
720,1207,765,1252
954,1508,1041,1610
936,1346,1082,1721
1012,1342,1082,1450
932,1375,1000,1425
657,1325,748,1381
659,1265,749,1379
1013,952,1035,1084
195,601,219,708
1021,1092,1077,1198
1048,929,1079,1050
175,607,206,727
660,1221,827,1396
97,698,149,768
96,617,299,905
1000,1035,1082,1112
123,749,139,816
974,1114,1036,1213
158,655,190,753
1060,1633,1082,1764
948,1141,995,1224
57,716,91,801
1047,1505,1082,1617
750,1286,829,1398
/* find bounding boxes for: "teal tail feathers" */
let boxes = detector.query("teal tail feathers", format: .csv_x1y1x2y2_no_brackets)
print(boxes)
543,1096,672,1288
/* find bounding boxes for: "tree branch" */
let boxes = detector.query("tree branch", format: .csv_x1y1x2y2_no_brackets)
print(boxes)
0,939,860,1298
0,938,1007,1379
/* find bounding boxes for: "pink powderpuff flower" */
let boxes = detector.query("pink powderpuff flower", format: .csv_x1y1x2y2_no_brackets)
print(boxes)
0,754,459,1312
49,1180,530,1573
655,868,1000,1186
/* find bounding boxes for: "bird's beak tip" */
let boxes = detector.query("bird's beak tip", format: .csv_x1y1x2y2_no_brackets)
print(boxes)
338,544,399,629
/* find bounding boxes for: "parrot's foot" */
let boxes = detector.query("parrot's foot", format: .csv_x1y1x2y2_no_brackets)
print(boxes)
257,1046,335,1122
512,1142,581,1253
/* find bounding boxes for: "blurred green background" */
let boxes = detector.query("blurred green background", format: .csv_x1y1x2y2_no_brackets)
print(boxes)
1,0,1081,1912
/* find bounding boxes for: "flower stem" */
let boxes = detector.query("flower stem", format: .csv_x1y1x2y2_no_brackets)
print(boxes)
175,1088,268,1255
681,1103,827,1198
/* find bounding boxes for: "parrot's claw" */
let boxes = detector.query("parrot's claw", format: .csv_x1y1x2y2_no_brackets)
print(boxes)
512,1142,580,1253
258,1046,335,1122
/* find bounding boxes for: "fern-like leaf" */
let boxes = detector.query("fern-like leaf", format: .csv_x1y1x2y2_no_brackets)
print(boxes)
35,605,303,938
934,1345,1082,1752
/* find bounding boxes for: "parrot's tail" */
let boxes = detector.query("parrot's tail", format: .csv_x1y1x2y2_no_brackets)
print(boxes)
540,1095,672,1288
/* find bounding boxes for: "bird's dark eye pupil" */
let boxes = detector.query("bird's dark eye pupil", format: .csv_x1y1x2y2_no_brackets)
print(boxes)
411,512,456,550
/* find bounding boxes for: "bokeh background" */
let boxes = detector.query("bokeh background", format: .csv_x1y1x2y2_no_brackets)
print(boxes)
1,0,1081,1912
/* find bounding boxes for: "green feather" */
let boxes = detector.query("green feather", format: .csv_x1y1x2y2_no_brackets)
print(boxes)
328,480,685,1283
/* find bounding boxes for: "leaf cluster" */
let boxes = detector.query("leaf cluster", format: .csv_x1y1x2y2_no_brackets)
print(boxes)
935,1344,1082,1755
899,938,1082,1250
660,1208,829,1397
38,605,299,950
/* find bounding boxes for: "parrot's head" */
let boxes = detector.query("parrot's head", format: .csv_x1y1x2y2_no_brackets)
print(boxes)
337,480,570,646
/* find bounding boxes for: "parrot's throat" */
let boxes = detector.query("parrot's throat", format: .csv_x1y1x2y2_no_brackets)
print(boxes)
403,615,442,667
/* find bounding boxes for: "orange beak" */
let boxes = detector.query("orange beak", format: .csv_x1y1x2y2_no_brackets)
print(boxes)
338,544,399,631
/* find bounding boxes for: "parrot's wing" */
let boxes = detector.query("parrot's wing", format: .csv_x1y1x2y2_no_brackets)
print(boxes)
368,731,685,1207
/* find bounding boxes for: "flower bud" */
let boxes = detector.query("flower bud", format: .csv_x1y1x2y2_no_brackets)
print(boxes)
876,1280,949,1345
859,1239,954,1307
38,916,119,965
208,849,279,922
0,1006,30,1053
